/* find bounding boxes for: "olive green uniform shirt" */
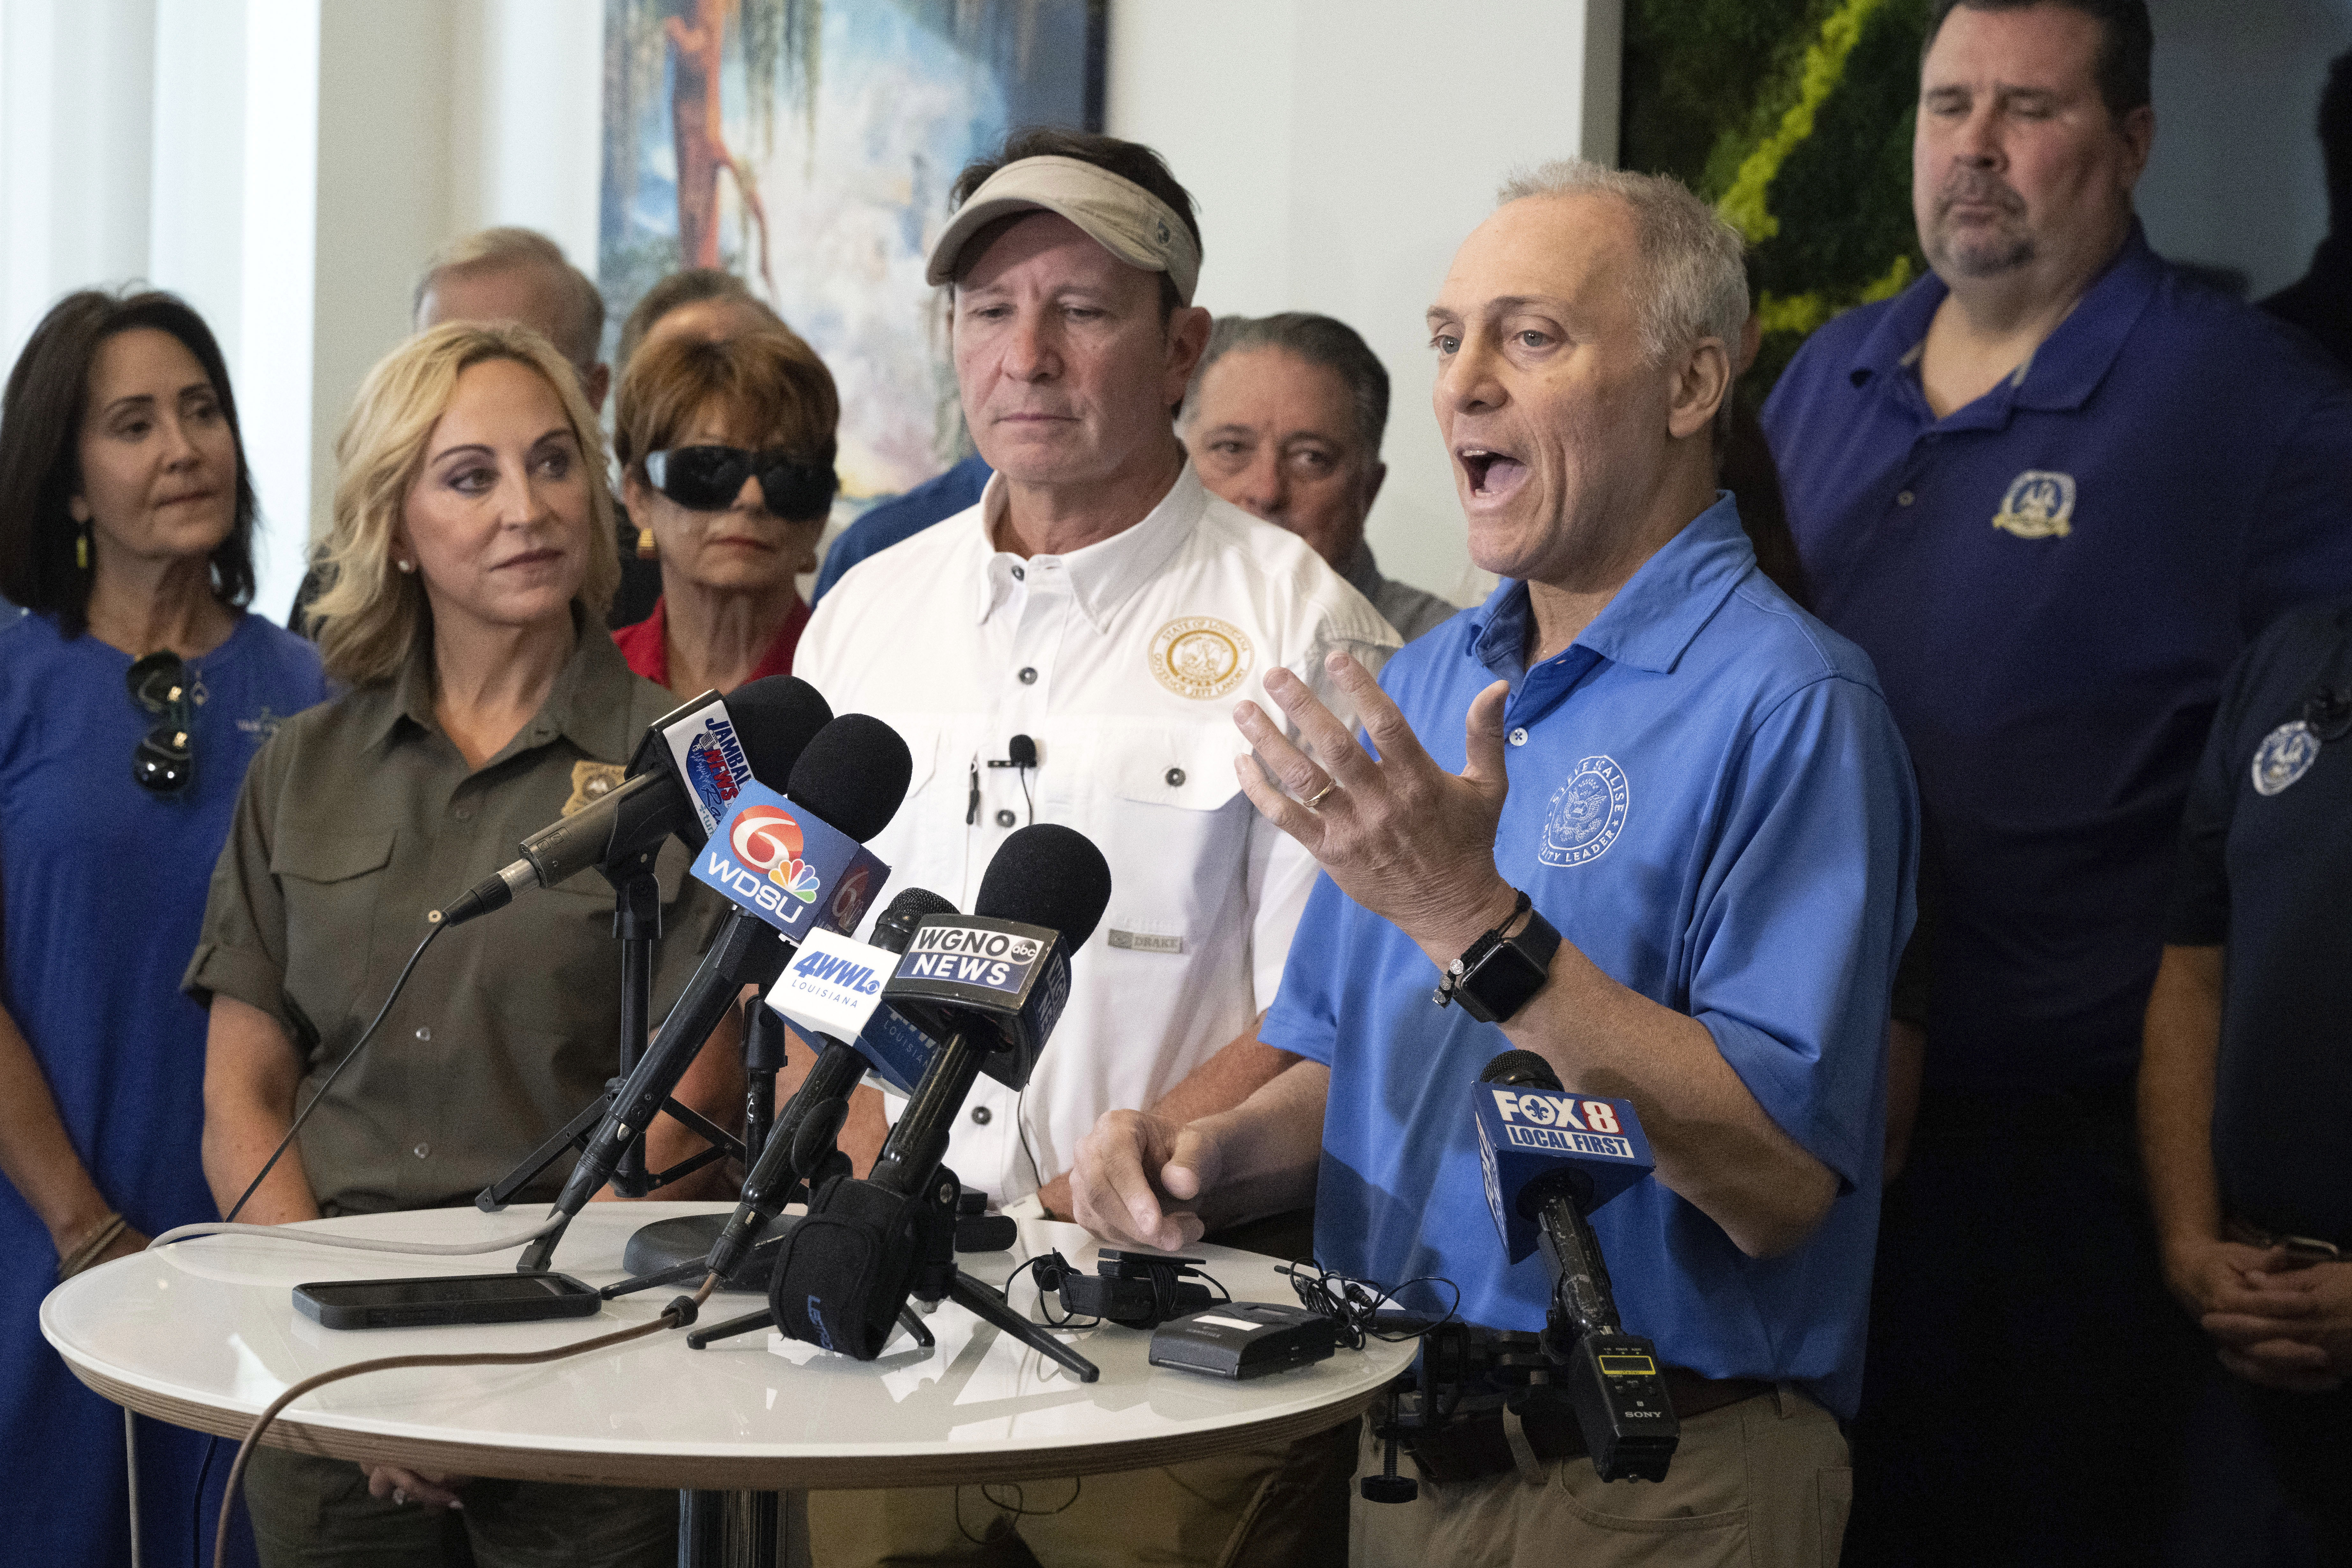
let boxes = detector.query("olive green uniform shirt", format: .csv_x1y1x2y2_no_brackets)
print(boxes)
184,612,727,1214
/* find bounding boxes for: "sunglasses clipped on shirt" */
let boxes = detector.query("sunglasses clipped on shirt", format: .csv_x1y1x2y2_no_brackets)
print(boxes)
643,446,838,520
125,650,195,795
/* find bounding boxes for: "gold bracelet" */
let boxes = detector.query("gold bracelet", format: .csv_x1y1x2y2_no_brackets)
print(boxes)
56,1212,128,1280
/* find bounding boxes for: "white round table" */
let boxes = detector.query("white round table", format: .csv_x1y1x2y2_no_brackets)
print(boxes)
43,1202,1412,1565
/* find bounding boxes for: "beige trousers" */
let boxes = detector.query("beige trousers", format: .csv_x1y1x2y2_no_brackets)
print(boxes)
1351,1386,1852,1568
807,1419,1357,1567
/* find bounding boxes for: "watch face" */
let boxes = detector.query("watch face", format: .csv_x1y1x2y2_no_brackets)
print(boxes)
1461,944,1544,1025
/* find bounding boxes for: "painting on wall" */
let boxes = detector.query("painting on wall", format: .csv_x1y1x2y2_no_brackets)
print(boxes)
1620,0,1928,411
600,0,1106,503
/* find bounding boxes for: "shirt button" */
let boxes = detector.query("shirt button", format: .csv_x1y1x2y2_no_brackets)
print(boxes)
412,1143,430,1159
415,1027,431,1042
970,1106,992,1125
453,807,472,821
1018,667,1038,685
1896,490,1915,507
1165,767,1186,787
995,809,1017,828
1508,728,1529,747
1011,565,1025,581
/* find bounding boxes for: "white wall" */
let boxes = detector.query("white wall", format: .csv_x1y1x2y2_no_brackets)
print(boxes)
1108,0,1622,603
0,0,605,626
2137,0,2350,299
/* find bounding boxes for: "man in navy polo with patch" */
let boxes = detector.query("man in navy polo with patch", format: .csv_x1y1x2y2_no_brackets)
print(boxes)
1763,1,2352,1562
1072,161,1915,1568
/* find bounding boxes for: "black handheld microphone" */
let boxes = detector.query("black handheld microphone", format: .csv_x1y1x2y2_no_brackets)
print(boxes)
868,822,1112,1193
517,715,913,1268
1478,1050,1677,1482
770,824,1111,1358
703,885,958,1281
437,677,833,927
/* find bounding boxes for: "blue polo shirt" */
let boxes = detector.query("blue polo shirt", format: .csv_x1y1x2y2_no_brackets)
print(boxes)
812,453,993,603
1764,223,2352,1094
1263,496,1916,1420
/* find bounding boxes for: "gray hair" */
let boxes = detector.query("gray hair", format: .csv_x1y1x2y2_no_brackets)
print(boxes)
1494,160,1748,370
411,226,606,374
1180,312,1389,456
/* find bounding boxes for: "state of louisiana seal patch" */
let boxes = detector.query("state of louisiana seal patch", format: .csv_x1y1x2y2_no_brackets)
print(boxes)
1539,756,1630,868
2251,721,2320,797
1150,616,1253,700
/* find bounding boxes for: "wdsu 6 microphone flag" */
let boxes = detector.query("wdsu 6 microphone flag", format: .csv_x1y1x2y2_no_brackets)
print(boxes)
693,781,889,942
1473,1081,1654,1264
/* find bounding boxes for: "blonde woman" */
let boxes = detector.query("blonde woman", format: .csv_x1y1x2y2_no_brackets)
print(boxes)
188,322,741,1566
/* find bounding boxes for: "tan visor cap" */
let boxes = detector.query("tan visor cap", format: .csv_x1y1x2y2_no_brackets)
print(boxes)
925,155,1200,304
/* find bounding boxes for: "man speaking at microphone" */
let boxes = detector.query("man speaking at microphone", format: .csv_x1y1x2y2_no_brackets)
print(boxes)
797,130,1396,1565
1074,162,1918,1567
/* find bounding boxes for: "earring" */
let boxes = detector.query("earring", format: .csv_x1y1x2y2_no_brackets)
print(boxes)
75,521,91,571
395,558,415,575
636,527,657,560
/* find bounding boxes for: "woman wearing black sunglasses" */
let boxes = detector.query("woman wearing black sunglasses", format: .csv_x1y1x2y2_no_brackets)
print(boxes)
0,289,329,1567
610,329,839,695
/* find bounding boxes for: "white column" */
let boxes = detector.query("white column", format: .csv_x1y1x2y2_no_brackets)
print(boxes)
236,0,321,624
0,0,158,371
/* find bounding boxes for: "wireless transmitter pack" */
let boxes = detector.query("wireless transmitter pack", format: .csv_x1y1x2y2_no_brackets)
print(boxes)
1031,1248,1216,1328
1149,1301,1338,1381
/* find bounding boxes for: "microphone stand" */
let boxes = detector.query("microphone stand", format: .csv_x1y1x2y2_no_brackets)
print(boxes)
609,852,662,1196
687,1164,1100,1383
743,1001,786,1169
489,907,775,1272
475,850,740,1214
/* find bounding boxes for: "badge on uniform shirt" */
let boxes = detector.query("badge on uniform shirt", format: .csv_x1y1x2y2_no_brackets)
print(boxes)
564,760,628,816
1538,756,1630,868
1991,470,2076,539
2251,721,2321,797
1150,616,1253,700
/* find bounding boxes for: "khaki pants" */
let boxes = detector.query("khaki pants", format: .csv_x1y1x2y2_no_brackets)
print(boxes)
807,1421,1356,1567
1351,1386,1851,1568
242,1447,675,1568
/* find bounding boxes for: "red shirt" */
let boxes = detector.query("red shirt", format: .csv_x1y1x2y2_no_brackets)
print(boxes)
611,594,811,690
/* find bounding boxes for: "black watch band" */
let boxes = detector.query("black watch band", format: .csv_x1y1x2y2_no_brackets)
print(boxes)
1433,889,1561,1026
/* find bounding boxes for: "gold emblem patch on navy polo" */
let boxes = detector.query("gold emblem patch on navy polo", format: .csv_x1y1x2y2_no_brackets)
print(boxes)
563,760,628,816
1992,470,2076,539
1150,616,1253,700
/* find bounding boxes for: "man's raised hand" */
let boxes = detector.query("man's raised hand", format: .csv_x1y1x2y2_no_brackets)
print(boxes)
1233,651,1518,963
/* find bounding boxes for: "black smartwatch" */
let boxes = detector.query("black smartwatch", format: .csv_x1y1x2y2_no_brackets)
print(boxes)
1433,889,1561,1025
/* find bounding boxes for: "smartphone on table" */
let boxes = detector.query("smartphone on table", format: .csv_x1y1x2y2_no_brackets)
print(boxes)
292,1272,602,1330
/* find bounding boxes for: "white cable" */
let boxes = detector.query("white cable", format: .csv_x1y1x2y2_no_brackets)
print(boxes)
148,1212,563,1257
123,1406,141,1568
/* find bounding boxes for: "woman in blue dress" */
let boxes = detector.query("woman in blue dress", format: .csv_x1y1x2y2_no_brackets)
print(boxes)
0,290,331,1568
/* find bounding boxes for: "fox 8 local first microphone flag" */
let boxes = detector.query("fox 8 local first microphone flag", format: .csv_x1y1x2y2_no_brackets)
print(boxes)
1474,1082,1654,1264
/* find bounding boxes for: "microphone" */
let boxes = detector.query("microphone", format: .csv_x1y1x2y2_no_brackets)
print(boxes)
702,886,958,1282
769,824,1111,1358
516,715,912,1266
1476,1050,1677,1483
877,821,1112,1096
435,677,832,927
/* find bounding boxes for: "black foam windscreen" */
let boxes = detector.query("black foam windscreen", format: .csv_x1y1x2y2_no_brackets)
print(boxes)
974,823,1113,949
873,885,958,945
1480,1050,1562,1091
726,675,834,788
786,713,913,843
